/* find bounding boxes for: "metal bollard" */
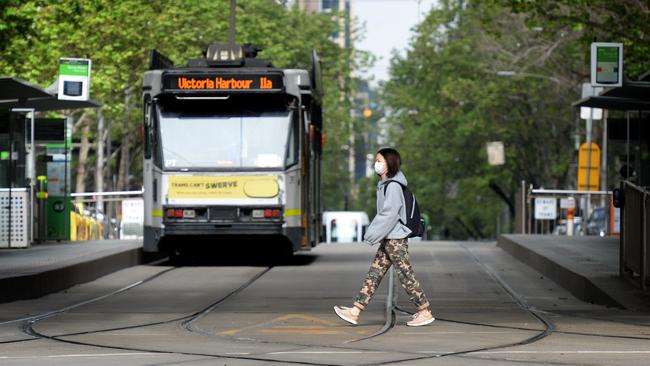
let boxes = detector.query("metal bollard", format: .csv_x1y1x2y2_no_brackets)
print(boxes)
36,175,48,243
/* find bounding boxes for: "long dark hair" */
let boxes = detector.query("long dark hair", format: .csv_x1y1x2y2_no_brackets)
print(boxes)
377,148,401,178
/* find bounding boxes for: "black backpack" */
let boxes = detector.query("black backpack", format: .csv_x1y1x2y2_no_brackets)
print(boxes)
383,181,425,238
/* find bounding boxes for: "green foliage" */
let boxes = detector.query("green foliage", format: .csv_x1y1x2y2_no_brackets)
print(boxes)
382,0,649,238
0,1,367,206
503,0,650,78
382,0,582,239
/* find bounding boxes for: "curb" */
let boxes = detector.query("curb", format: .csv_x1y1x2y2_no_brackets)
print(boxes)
0,247,142,303
497,235,623,309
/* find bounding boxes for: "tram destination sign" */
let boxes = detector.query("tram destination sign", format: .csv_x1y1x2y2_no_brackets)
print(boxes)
162,72,283,92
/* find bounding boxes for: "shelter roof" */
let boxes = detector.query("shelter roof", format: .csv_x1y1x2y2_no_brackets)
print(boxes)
0,76,101,111
573,74,650,111
0,77,51,101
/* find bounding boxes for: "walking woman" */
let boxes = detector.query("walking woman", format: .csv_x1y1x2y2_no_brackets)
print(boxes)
334,148,434,327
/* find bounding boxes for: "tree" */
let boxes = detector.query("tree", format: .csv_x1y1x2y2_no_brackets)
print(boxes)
0,1,368,213
502,0,650,78
382,0,583,238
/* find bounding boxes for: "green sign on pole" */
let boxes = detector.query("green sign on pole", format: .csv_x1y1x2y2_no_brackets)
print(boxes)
591,42,623,87
58,58,91,101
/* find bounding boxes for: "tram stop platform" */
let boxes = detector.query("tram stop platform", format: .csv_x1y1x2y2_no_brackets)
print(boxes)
498,234,650,311
0,240,142,303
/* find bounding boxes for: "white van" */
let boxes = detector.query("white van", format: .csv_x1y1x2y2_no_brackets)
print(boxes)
322,211,370,243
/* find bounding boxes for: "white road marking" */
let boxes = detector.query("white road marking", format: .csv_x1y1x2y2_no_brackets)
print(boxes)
475,351,650,354
268,351,387,355
0,352,251,359
400,331,512,335
0,352,162,359
417,350,650,355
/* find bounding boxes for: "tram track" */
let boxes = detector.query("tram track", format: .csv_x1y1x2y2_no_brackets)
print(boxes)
366,243,649,365
173,242,650,365
16,265,341,366
352,243,556,366
0,266,177,345
3,242,649,365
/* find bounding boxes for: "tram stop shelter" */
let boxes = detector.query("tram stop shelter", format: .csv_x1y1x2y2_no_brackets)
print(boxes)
574,71,650,290
0,77,100,249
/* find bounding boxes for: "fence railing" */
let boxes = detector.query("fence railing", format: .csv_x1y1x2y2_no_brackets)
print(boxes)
520,182,614,236
621,181,649,291
68,190,144,241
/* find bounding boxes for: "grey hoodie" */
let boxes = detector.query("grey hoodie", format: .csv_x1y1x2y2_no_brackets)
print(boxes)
363,170,411,245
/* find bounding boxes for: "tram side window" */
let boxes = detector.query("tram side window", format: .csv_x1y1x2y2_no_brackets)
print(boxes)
286,114,299,167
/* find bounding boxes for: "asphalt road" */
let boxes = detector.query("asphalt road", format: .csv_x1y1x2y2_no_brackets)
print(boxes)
1,241,649,365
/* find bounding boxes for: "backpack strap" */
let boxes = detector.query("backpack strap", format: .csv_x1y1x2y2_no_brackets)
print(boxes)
382,180,408,225
382,180,405,195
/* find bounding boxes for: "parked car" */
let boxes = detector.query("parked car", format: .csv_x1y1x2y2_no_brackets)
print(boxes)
586,207,608,237
553,218,583,236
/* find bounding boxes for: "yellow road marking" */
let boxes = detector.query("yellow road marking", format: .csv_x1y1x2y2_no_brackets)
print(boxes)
260,329,341,335
220,313,339,335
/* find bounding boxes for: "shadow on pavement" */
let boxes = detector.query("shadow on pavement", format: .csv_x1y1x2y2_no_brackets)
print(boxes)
153,235,318,267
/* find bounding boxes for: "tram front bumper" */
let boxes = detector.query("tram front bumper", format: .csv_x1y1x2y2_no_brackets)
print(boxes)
163,222,283,236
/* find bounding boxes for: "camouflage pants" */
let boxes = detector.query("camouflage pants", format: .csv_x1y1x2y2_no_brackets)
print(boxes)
354,238,430,311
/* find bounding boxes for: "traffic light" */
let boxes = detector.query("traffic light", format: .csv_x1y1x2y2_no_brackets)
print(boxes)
612,188,624,208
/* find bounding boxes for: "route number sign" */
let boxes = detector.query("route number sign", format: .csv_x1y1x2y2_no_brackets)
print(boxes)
534,198,557,220
591,43,623,87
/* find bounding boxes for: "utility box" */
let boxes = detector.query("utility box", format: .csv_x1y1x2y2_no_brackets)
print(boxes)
0,189,30,248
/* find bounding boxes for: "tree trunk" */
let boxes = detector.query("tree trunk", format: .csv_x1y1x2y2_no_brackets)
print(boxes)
117,89,133,191
96,109,104,211
117,129,130,191
75,123,91,195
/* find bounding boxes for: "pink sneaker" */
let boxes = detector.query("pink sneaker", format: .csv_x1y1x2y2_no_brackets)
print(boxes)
334,305,359,325
407,310,435,327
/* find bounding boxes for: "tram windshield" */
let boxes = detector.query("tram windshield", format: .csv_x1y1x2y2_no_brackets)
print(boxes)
158,107,293,170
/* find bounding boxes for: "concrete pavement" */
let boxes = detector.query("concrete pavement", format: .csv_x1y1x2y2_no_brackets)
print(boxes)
499,234,650,311
0,240,649,365
0,240,142,303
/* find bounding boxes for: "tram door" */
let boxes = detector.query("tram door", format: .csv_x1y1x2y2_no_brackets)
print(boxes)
308,106,323,247
300,104,310,249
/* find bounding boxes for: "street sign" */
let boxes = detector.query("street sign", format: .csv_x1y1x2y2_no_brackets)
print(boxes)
486,141,505,166
580,107,603,120
577,142,600,191
580,83,603,120
560,198,575,209
58,58,91,101
591,42,623,87
535,197,557,220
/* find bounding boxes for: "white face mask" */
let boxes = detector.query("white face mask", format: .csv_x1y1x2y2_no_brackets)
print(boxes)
374,161,386,175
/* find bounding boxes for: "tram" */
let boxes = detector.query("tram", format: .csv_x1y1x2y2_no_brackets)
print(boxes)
142,44,323,259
